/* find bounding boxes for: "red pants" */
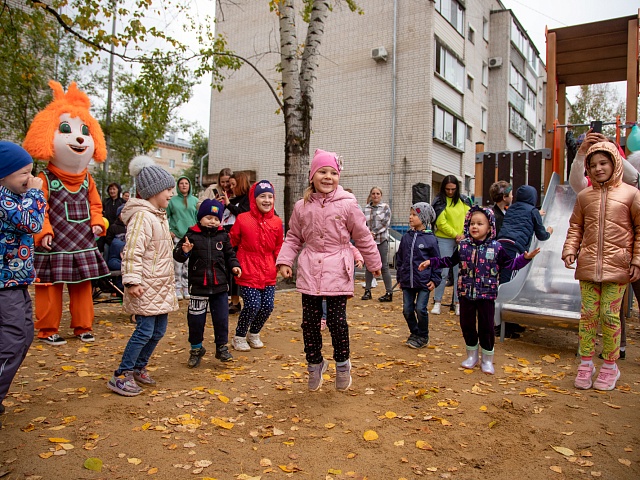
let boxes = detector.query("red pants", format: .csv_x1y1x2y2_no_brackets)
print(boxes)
35,281,94,338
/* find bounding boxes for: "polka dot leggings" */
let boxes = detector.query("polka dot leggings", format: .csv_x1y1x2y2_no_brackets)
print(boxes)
301,294,349,364
236,286,276,337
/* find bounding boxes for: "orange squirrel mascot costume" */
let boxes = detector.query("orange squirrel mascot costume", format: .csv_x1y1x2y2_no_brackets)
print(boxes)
23,81,110,345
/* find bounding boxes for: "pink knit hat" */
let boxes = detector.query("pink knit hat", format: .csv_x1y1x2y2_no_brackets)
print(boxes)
309,149,342,181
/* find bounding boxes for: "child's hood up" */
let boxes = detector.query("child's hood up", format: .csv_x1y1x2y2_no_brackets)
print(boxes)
248,181,276,219
463,205,496,242
514,185,538,207
584,141,624,188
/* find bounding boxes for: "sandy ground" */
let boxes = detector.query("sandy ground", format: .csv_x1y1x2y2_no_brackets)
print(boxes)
1,285,639,480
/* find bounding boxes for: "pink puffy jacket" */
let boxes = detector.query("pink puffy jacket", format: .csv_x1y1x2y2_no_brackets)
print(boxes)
276,186,382,296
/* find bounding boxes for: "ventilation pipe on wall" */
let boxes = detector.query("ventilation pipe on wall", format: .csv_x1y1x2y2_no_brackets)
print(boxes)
388,0,398,215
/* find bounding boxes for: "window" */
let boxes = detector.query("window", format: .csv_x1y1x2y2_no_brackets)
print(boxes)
467,74,474,92
482,17,489,41
466,125,473,141
182,153,189,163
433,105,466,151
481,108,487,132
509,107,527,140
169,159,176,169
482,62,488,86
468,25,475,44
155,148,162,158
435,0,465,36
511,19,538,71
526,86,536,109
435,39,465,92
526,124,536,146
510,65,525,97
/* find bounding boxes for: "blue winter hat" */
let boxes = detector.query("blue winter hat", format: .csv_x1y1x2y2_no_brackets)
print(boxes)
116,204,125,218
0,141,33,179
254,180,275,198
198,199,225,221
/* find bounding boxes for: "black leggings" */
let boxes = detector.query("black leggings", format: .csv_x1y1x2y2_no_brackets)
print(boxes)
301,294,349,364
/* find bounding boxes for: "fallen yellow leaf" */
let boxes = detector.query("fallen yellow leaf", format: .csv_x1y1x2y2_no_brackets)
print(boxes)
603,402,621,409
363,430,378,441
416,440,433,451
148,467,158,474
551,445,575,457
83,457,102,472
550,466,562,473
618,458,631,466
48,438,71,443
384,411,397,419
211,417,234,429
128,458,142,465
39,452,53,459
325,423,336,429
479,406,487,412
217,395,229,404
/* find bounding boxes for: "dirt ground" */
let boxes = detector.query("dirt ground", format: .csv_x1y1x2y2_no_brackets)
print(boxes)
1,285,639,480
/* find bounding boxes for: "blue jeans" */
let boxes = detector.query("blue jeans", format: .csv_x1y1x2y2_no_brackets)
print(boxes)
433,237,459,303
402,288,430,339
116,314,168,374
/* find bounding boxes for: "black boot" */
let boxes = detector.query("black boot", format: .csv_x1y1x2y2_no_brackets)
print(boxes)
215,345,233,362
361,289,372,300
187,347,206,368
378,292,393,302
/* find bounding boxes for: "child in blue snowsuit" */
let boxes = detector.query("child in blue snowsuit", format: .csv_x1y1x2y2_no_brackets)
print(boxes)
396,203,441,349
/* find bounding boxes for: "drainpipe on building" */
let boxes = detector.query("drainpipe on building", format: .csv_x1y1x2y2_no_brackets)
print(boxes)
388,0,398,217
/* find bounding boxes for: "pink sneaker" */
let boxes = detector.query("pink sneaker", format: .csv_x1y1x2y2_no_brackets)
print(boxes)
574,364,596,390
593,365,620,391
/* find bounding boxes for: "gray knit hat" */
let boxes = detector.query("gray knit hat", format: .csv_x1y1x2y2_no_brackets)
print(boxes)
129,156,175,200
411,202,436,229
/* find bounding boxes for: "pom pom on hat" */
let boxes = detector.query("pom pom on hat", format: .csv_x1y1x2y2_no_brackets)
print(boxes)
254,180,274,198
0,141,33,179
129,155,175,200
198,199,225,221
411,202,436,229
309,149,342,181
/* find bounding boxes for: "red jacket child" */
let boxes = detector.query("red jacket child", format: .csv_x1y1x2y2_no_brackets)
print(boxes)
230,182,283,289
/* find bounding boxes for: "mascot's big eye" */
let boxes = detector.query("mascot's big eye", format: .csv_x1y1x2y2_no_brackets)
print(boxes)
81,124,90,136
59,122,72,134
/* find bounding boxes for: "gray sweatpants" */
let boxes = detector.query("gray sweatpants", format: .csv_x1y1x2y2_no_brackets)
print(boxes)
0,288,34,404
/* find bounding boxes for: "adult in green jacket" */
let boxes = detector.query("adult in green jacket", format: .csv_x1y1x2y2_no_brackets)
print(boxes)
167,176,198,300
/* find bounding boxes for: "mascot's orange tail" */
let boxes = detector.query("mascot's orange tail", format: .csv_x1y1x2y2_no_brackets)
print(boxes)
23,81,107,163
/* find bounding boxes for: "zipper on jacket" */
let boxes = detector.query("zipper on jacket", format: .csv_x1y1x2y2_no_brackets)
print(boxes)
468,243,477,300
409,232,417,288
596,188,606,281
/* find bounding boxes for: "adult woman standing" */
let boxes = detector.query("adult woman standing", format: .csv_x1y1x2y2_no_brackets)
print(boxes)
361,187,393,302
102,182,125,228
219,171,251,313
167,176,198,300
430,175,471,315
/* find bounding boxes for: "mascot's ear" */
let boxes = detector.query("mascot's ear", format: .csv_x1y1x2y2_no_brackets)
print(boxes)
129,156,157,177
49,80,65,100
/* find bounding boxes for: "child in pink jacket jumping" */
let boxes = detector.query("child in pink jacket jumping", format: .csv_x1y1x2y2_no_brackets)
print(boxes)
277,149,382,392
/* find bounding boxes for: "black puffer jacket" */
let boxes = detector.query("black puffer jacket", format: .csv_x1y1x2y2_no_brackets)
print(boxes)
173,224,240,296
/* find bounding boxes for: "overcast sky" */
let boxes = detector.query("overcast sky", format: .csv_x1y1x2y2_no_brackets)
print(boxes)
178,1,639,134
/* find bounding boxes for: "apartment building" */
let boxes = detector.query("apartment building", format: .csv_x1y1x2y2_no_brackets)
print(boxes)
151,133,194,175
209,0,546,225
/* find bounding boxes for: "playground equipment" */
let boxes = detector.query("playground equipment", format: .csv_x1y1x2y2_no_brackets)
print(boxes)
494,173,580,339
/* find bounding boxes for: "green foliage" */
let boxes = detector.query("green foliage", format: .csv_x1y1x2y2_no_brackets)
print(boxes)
0,4,82,140
568,84,626,137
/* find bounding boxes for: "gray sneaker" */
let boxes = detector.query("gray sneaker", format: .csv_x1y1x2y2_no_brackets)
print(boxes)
107,371,143,396
335,359,352,391
308,359,329,391
133,367,156,385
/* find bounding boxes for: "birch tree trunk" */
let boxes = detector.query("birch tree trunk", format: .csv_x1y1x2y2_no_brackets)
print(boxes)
278,0,330,228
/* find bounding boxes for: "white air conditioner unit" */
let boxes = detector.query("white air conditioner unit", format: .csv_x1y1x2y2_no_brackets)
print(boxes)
488,56,503,68
371,46,388,62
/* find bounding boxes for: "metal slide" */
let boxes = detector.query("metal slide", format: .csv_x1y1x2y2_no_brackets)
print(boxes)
495,173,582,338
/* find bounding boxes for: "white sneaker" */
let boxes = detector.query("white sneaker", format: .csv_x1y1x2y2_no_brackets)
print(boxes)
455,303,460,316
246,333,264,349
183,288,190,300
231,336,251,351
176,289,184,301
371,278,378,288
431,302,441,315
